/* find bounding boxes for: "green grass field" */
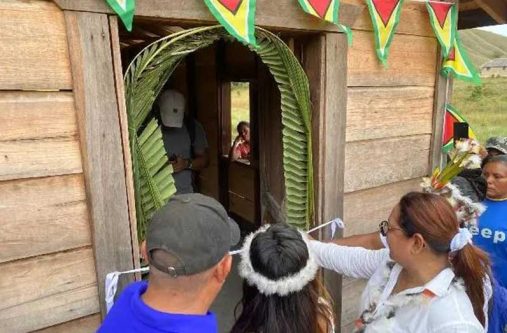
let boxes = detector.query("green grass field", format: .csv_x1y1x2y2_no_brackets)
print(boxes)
452,77,507,143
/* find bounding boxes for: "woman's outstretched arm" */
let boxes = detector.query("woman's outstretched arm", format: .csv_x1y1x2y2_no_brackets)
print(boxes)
309,241,389,279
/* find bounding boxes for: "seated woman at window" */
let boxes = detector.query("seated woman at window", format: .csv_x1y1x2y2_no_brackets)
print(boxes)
231,223,335,333
230,121,250,162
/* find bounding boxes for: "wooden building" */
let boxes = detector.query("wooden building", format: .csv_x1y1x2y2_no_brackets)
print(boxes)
0,0,504,332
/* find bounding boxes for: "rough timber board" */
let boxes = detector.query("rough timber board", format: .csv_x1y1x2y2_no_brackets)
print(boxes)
346,87,434,142
304,32,348,328
0,174,91,263
65,11,135,316
430,48,450,172
0,92,77,142
109,16,141,276
0,0,72,90
53,0,362,32
348,31,438,87
0,248,99,332
344,135,431,193
34,314,101,333
0,137,83,181
343,178,422,235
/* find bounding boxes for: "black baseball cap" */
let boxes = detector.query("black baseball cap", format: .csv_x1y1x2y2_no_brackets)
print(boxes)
147,193,240,277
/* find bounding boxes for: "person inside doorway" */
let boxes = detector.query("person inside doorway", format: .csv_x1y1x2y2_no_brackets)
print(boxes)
230,121,250,163
158,89,209,194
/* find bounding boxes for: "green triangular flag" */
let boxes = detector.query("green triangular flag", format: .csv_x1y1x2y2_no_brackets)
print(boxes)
105,0,136,31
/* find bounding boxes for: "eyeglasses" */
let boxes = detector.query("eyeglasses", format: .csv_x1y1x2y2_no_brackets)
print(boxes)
379,220,404,237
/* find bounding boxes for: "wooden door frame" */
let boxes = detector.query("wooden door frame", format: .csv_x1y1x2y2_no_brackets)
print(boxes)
303,32,349,328
64,13,138,317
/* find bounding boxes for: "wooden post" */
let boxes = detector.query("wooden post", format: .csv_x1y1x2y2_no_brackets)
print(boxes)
109,16,141,278
430,47,452,172
64,11,135,317
304,32,348,331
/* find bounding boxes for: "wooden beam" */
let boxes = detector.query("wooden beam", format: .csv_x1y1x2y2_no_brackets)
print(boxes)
430,47,451,172
304,32,348,331
459,0,480,11
476,0,507,23
109,16,142,278
53,0,362,32
64,11,135,317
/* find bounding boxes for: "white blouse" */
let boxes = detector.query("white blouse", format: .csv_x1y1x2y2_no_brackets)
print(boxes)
310,241,485,333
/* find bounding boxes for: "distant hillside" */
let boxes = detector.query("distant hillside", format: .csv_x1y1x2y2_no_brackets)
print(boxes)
459,29,507,68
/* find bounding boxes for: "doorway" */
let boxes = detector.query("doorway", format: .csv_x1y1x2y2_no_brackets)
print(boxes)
120,23,315,331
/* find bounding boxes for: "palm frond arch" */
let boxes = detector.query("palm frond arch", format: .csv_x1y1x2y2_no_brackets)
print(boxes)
124,25,313,239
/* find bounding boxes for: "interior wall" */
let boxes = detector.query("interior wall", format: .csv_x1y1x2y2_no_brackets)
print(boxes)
194,45,221,200
0,1,100,331
341,2,438,331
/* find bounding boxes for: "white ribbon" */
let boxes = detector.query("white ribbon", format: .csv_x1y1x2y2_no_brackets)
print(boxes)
105,218,345,310
229,218,345,256
307,218,345,238
450,228,473,253
105,267,149,313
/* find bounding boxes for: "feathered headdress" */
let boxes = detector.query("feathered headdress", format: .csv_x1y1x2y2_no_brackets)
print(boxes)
421,139,486,228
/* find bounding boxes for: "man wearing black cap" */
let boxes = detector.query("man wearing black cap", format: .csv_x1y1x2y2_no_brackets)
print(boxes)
98,193,240,333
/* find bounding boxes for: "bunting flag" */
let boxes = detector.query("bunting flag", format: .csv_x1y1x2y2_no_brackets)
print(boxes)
441,36,481,84
203,0,257,46
297,0,352,44
426,1,457,58
105,0,136,31
364,0,405,66
442,104,477,153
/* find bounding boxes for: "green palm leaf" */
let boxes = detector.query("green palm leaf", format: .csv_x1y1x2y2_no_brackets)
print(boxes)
125,26,314,238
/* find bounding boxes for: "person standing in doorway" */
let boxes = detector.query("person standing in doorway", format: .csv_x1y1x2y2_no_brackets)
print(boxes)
158,89,209,194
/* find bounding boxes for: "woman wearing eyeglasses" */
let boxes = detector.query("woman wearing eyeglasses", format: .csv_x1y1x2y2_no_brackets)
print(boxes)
310,192,491,333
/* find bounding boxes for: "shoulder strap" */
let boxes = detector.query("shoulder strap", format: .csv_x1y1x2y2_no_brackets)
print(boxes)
183,116,198,160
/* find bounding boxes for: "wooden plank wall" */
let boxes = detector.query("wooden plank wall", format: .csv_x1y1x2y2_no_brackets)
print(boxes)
341,2,438,332
0,1,100,331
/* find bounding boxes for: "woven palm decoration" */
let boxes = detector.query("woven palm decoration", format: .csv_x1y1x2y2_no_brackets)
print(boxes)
124,26,314,239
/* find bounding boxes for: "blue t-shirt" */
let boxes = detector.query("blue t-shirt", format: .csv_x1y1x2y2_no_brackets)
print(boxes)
472,199,507,287
98,281,218,333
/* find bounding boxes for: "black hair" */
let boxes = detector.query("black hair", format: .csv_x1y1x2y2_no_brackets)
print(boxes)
237,121,250,134
231,223,332,333
483,154,507,168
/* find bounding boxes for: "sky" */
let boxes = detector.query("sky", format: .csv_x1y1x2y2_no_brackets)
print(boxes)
478,24,507,36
